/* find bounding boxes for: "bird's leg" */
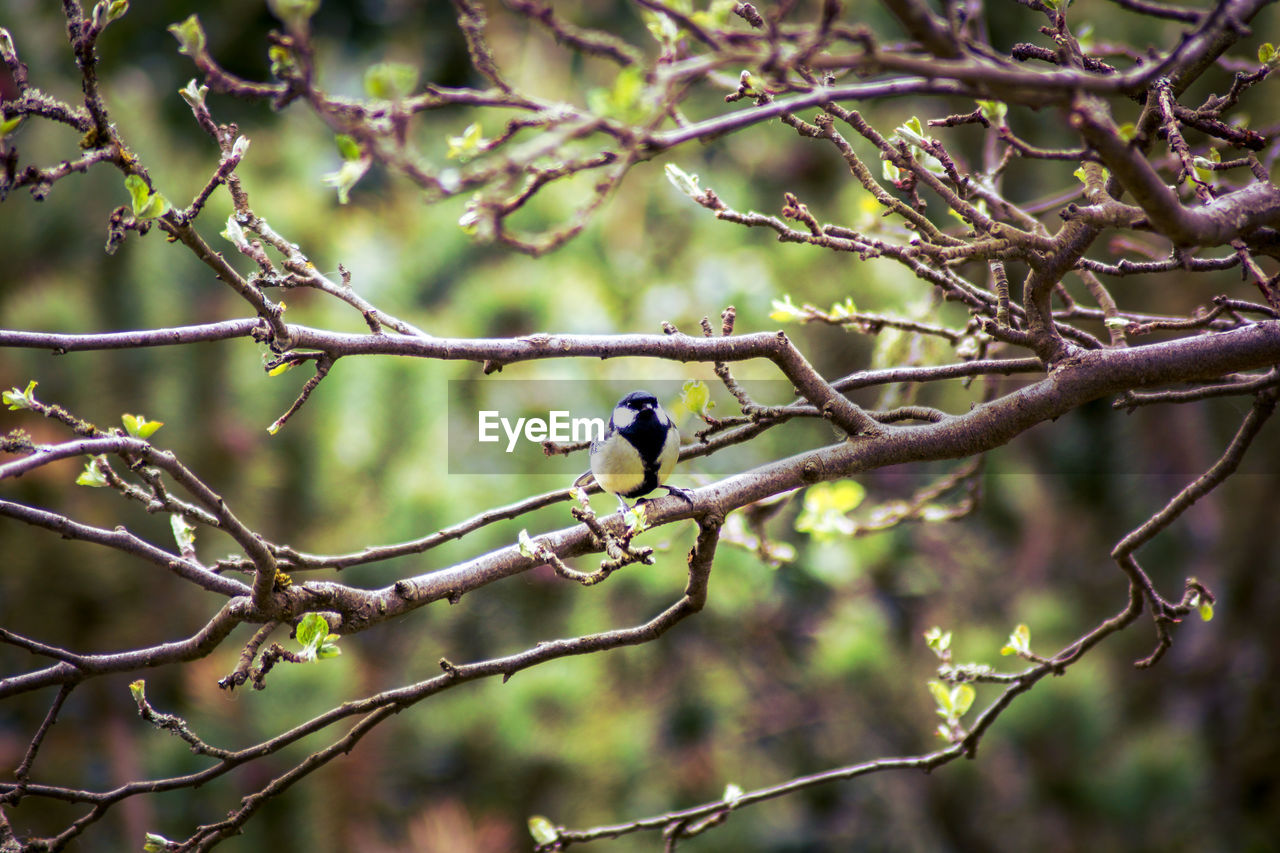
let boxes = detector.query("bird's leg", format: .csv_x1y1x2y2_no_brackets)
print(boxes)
635,486,694,509
662,485,694,504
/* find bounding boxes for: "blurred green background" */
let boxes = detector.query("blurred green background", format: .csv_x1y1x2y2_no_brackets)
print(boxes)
2,1,1278,850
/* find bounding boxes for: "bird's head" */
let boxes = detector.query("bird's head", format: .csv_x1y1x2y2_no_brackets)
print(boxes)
611,391,661,431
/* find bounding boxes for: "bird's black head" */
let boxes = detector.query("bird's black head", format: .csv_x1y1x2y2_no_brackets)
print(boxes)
617,391,658,412
611,391,662,436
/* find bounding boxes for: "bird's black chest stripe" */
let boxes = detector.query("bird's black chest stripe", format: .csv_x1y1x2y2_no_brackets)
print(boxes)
619,419,667,476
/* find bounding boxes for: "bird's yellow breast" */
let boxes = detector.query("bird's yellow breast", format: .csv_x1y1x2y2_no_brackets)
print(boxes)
590,436,649,496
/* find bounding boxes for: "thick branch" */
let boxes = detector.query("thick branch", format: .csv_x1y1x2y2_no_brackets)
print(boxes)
298,322,1280,634
1073,96,1280,246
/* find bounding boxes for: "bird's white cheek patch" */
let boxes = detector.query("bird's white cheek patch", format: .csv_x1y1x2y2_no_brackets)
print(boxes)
611,406,636,430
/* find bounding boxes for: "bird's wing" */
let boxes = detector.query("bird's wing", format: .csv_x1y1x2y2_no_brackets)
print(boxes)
656,422,681,483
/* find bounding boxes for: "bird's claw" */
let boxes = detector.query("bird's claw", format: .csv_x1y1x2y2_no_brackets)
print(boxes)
662,485,694,504
622,487,694,516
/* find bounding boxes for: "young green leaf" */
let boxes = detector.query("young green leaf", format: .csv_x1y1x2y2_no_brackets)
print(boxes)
829,297,857,320
1189,589,1215,622
364,62,419,101
626,502,649,532
335,134,361,162
129,679,146,703
269,44,298,78
76,456,110,487
769,294,803,323
0,114,24,140
292,613,340,660
137,191,171,220
927,680,954,716
295,612,329,651
814,481,864,513
321,156,370,205
1192,156,1215,185
122,413,163,439
268,0,320,31
167,14,206,56
446,123,490,162
643,10,680,47
890,114,943,177
917,149,946,177
794,480,865,539
178,79,208,110
928,681,975,719
528,816,559,845
611,67,644,112
1000,623,1031,656
924,627,952,655
681,379,712,416
317,633,343,659
142,832,174,852
517,529,538,559
895,116,929,148
458,198,484,236
1076,22,1095,51
1073,165,1109,187
221,215,248,249
664,163,702,199
587,67,647,122
124,175,151,212
170,514,196,554
124,175,171,220
3,379,37,410
92,0,129,29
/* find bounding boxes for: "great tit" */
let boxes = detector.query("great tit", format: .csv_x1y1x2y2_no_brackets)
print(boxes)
574,391,693,514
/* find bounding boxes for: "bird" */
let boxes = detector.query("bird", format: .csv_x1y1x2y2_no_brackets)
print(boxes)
574,390,693,514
